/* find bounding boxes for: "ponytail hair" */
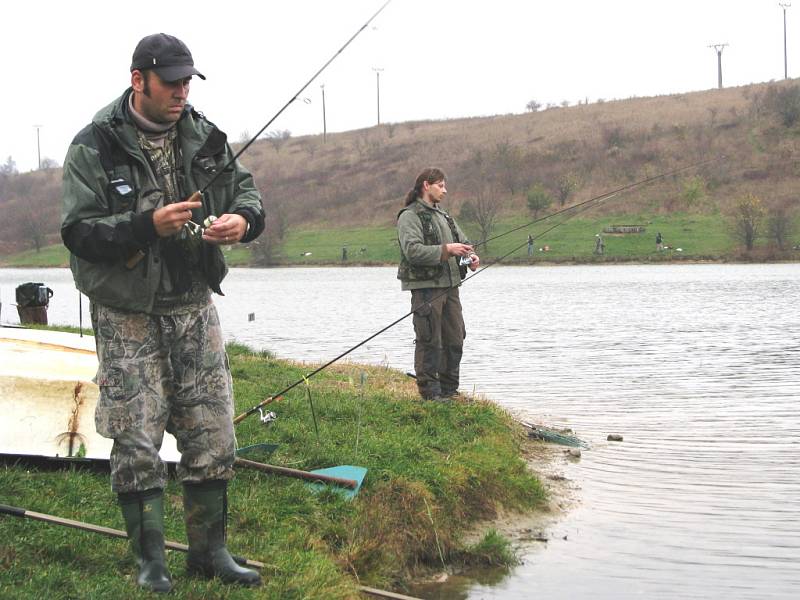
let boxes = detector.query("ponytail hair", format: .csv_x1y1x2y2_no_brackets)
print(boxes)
404,167,447,206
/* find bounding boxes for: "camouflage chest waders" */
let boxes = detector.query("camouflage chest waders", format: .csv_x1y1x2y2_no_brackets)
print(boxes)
92,302,236,493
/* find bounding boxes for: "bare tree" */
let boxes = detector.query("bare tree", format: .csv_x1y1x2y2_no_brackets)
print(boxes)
556,174,577,207
525,99,541,112
460,182,503,251
493,141,524,196
767,203,795,250
0,155,17,176
730,193,764,251
264,130,291,153
18,206,47,252
249,203,287,266
39,157,60,170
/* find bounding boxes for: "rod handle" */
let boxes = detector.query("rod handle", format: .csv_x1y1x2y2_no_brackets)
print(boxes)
235,457,358,489
0,503,26,517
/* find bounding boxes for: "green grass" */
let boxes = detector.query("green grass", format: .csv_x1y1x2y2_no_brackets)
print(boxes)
271,212,752,265
1,244,71,268
0,339,545,598
22,323,93,336
5,211,791,269
478,212,738,262
0,244,249,269
280,225,400,264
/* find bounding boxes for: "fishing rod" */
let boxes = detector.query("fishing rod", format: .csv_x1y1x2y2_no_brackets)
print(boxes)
234,200,587,423
0,503,264,568
200,0,393,195
234,157,720,424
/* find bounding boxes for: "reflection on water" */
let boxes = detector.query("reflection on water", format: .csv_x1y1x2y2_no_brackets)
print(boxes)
2,264,798,599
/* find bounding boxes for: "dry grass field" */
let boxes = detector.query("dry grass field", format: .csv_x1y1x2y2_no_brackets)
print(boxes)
2,78,799,258
241,79,800,233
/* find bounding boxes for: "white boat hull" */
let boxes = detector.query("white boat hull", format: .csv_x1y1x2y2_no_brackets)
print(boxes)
0,327,180,462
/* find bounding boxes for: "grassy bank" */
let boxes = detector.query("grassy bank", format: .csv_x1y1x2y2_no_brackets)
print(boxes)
0,340,546,599
3,212,797,268
261,211,799,265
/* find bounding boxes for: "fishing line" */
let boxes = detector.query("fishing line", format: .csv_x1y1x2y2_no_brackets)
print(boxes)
234,157,721,424
199,0,393,195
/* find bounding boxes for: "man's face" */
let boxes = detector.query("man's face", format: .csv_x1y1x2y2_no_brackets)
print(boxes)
132,70,191,124
424,179,447,204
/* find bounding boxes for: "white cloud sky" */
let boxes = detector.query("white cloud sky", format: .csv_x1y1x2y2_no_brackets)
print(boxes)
0,0,792,172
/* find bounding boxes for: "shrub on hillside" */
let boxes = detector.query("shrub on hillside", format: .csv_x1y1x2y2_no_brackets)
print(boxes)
682,176,707,208
767,203,796,250
729,193,765,251
764,84,800,127
526,183,553,219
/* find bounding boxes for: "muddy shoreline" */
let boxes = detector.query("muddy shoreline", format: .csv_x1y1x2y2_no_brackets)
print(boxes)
410,430,581,595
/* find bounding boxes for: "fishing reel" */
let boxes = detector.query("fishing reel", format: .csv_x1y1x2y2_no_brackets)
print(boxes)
459,255,474,266
258,408,277,426
179,215,217,253
182,215,217,239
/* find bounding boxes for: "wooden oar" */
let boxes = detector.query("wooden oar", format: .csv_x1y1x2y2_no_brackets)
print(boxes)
234,457,358,489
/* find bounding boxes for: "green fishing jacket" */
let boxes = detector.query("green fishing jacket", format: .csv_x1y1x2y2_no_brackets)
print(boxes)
396,199,468,291
61,88,265,313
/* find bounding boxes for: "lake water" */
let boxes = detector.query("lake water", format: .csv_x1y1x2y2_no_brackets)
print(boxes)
1,264,798,599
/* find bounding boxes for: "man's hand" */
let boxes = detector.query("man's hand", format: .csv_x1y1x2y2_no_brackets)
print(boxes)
467,253,480,271
153,192,202,237
202,213,248,245
445,243,474,257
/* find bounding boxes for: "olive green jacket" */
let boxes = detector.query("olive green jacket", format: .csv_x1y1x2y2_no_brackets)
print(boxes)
61,88,265,313
396,198,468,291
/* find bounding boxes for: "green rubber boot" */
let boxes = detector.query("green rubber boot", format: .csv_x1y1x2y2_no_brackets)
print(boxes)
183,480,262,587
118,488,173,593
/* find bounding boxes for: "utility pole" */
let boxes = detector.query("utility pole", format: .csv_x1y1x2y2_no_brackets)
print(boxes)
320,84,327,143
372,67,384,125
781,3,791,79
33,125,42,169
708,44,728,89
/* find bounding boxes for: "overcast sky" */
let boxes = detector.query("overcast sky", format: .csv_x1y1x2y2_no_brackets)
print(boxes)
0,0,793,172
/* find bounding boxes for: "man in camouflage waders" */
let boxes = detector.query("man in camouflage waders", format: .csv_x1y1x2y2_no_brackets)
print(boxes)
397,168,480,401
61,33,265,592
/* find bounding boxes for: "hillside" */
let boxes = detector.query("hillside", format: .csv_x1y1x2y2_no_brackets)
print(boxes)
1,79,799,261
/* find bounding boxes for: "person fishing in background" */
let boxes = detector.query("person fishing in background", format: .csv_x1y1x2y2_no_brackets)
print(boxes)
60,33,265,592
396,167,479,401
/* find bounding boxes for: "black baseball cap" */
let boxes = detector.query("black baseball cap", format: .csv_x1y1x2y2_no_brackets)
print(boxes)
130,33,206,81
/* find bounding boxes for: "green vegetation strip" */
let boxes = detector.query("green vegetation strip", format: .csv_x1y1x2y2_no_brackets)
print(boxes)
269,213,739,265
0,340,545,599
4,212,791,268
